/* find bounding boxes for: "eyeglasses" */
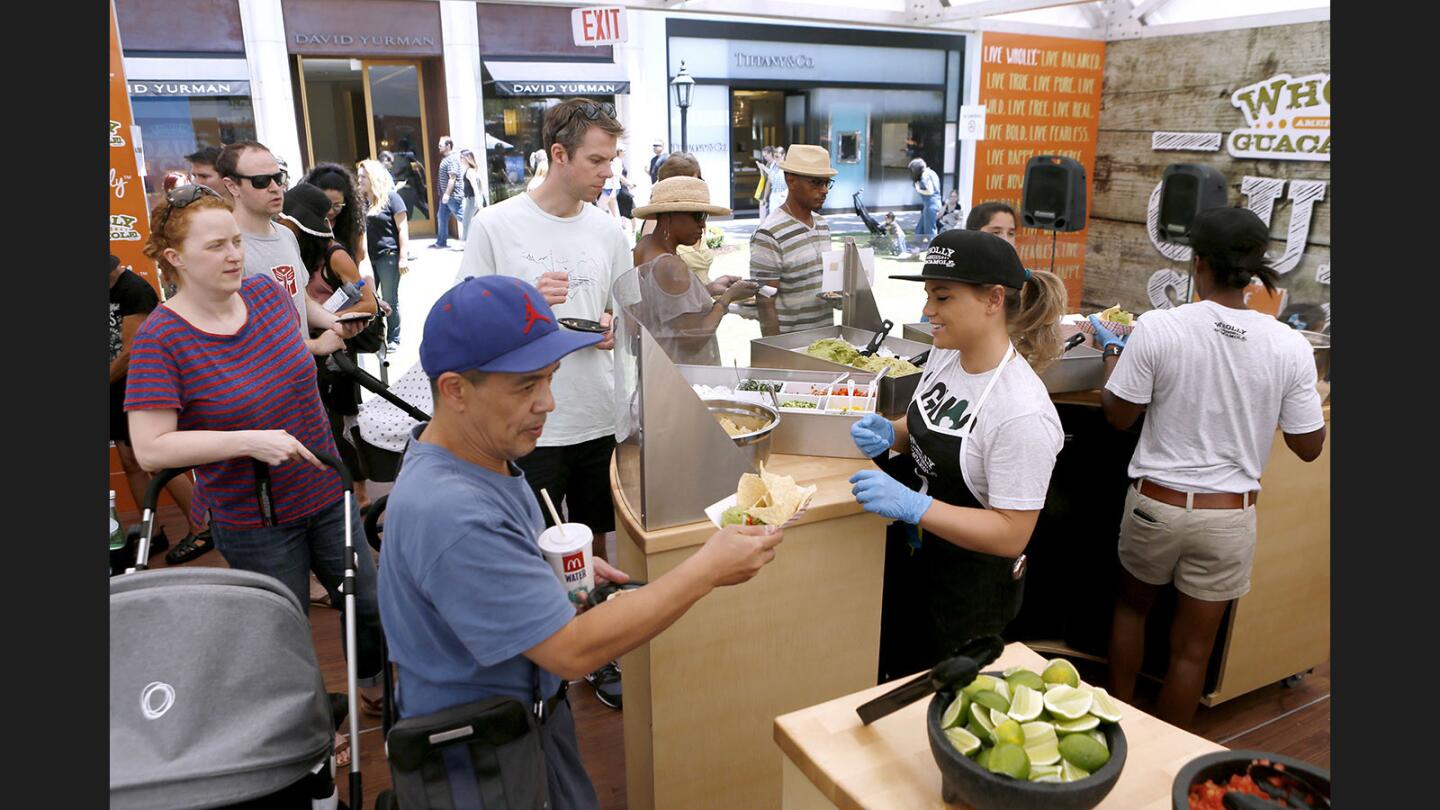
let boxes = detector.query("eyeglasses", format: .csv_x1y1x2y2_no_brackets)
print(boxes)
155,184,222,234
329,200,346,213
229,170,289,190
692,212,708,225
799,176,835,191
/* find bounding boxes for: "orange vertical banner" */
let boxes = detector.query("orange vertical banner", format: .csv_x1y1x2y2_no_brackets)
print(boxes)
110,1,158,294
972,33,1106,308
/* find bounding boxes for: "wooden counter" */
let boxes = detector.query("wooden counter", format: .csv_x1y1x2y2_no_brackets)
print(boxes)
612,452,889,810
774,642,1225,810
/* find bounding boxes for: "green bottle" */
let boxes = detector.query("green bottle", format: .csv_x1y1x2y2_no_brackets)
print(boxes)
109,490,126,551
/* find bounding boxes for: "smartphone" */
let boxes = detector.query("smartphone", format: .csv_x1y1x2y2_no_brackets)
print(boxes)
336,311,375,325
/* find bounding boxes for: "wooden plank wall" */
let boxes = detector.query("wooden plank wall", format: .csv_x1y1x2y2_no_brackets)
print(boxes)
1084,21,1330,313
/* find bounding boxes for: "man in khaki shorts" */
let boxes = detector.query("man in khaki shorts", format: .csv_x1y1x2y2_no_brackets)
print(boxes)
1092,207,1326,728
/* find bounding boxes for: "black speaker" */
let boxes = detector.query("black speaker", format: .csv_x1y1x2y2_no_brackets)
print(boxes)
1157,164,1228,244
1021,155,1087,232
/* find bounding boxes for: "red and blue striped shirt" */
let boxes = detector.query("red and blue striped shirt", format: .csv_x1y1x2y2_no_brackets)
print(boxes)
125,275,342,529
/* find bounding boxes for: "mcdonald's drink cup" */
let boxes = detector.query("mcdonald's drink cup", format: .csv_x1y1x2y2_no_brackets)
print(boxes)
538,523,595,606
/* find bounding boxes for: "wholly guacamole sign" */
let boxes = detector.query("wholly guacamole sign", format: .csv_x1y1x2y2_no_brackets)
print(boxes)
1227,73,1330,162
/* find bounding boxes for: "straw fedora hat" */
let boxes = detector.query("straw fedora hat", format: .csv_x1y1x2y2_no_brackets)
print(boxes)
778,144,837,178
633,176,732,218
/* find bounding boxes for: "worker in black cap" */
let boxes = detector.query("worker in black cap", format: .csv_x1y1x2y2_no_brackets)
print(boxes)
1094,206,1327,728
848,228,1069,670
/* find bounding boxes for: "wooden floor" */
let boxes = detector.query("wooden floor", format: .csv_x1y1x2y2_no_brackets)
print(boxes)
124,501,1328,808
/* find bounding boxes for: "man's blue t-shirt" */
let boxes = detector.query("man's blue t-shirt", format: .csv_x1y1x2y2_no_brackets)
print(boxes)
377,427,575,716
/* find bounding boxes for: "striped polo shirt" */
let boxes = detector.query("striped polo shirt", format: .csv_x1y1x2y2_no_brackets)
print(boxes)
749,208,834,334
125,275,342,530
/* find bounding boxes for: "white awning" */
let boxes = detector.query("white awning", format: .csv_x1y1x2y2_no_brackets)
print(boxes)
484,60,629,97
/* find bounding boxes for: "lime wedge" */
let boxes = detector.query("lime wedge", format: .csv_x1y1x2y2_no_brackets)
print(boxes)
1087,729,1108,750
1002,665,1026,677
1007,684,1044,722
1054,714,1100,734
1028,764,1062,782
1042,658,1081,688
1086,687,1124,723
991,678,1011,703
942,693,969,729
1058,732,1110,772
971,689,1011,714
974,745,992,769
986,742,1031,780
969,703,997,742
1044,682,1068,693
1061,759,1091,782
1006,669,1045,692
962,675,999,698
994,718,1025,746
1043,685,1094,721
943,726,982,756
1020,721,1060,766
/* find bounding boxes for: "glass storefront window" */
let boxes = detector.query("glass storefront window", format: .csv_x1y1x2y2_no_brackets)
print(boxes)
482,94,614,203
806,88,945,210
131,95,256,211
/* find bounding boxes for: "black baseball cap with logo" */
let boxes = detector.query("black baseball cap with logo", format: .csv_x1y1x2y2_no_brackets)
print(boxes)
891,228,1031,289
1187,206,1270,258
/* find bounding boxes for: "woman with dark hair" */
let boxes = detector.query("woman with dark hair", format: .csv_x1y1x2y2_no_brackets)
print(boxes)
303,162,366,262
966,201,1018,246
281,184,379,511
850,229,1068,674
1094,206,1327,728
910,157,942,248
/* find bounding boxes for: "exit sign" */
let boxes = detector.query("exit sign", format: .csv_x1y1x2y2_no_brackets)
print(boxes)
571,6,627,47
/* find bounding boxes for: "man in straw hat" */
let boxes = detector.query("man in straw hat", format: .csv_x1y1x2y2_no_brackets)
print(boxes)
632,176,758,364
379,276,784,807
749,143,836,336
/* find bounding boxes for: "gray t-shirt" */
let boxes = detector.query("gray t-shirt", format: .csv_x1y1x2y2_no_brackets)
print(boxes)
242,221,309,336
378,427,597,807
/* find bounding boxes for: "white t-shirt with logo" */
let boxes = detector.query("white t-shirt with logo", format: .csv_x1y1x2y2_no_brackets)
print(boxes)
242,221,308,336
455,193,633,447
914,348,1064,510
1105,300,1325,493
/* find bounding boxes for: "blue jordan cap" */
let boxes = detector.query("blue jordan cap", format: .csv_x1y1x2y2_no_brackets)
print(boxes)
420,276,601,376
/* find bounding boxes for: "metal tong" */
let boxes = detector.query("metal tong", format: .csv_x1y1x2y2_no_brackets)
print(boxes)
855,635,1006,725
859,319,895,357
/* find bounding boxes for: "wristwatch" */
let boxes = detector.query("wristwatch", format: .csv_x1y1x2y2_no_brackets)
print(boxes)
1103,343,1123,359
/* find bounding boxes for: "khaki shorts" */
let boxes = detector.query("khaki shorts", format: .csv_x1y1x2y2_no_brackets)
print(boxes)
1116,484,1257,602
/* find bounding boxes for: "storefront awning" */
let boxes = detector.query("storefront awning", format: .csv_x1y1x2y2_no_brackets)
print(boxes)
485,60,629,97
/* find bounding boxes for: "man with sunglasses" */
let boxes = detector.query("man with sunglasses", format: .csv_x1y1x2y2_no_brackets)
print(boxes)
217,141,358,356
456,98,634,711
750,143,836,336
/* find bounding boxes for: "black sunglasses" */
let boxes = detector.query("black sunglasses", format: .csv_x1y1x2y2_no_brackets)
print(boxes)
156,184,222,234
561,101,617,127
799,176,835,191
229,170,289,190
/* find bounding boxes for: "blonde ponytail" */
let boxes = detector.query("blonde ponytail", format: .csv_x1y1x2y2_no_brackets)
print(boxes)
1006,270,1068,373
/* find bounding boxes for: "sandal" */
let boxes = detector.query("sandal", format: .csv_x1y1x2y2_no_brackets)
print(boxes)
309,575,333,609
163,529,211,565
335,732,351,768
361,692,385,718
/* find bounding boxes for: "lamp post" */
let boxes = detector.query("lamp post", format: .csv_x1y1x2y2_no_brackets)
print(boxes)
671,61,694,153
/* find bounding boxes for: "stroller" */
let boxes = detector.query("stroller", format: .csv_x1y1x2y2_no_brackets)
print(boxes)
110,454,370,809
330,352,432,492
852,188,905,257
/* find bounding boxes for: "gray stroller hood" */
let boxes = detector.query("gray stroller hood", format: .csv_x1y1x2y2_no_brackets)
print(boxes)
110,568,333,810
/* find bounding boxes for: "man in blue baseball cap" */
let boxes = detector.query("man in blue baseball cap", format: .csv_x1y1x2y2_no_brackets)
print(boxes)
378,276,786,808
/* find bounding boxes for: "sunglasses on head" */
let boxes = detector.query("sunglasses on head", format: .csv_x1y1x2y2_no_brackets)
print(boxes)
562,101,617,127
156,184,222,233
230,170,289,190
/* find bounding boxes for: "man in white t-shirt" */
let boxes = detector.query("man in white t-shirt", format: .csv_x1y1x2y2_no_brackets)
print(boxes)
1094,206,1326,728
455,99,633,710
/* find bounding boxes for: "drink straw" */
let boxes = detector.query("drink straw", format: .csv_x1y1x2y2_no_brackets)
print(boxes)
540,488,564,528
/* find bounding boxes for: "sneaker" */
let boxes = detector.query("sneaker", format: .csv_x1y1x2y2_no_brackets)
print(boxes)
427,243,447,250
585,662,622,710
386,340,401,354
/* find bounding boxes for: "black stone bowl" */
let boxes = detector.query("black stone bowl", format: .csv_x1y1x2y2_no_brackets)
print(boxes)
926,673,1127,810
1171,750,1329,810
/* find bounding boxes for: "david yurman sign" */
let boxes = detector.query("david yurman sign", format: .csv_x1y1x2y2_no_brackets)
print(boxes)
733,53,815,70
493,81,630,97
128,81,251,97
293,33,436,48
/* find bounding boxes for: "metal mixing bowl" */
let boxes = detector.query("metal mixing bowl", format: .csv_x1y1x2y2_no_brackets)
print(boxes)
1298,331,1329,382
705,399,780,467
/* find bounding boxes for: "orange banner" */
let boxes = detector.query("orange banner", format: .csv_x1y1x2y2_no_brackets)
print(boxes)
110,1,158,294
973,33,1105,308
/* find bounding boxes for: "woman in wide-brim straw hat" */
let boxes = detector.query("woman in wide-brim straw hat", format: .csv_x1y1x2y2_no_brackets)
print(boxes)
632,176,759,365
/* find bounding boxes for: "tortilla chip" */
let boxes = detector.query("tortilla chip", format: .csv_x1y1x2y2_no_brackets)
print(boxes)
737,473,768,510
747,502,793,526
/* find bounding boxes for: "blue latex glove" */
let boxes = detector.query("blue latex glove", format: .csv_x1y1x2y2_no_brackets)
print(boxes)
851,413,896,458
849,470,933,525
1088,314,1128,351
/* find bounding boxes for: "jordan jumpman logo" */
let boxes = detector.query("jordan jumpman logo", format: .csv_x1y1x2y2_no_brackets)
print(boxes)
521,292,552,334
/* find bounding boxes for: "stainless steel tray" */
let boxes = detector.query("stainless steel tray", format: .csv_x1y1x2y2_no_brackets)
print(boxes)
897,323,1106,394
679,365,876,459
749,326,930,416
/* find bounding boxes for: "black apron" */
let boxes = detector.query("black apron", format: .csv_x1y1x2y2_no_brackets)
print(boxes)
905,344,1027,662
